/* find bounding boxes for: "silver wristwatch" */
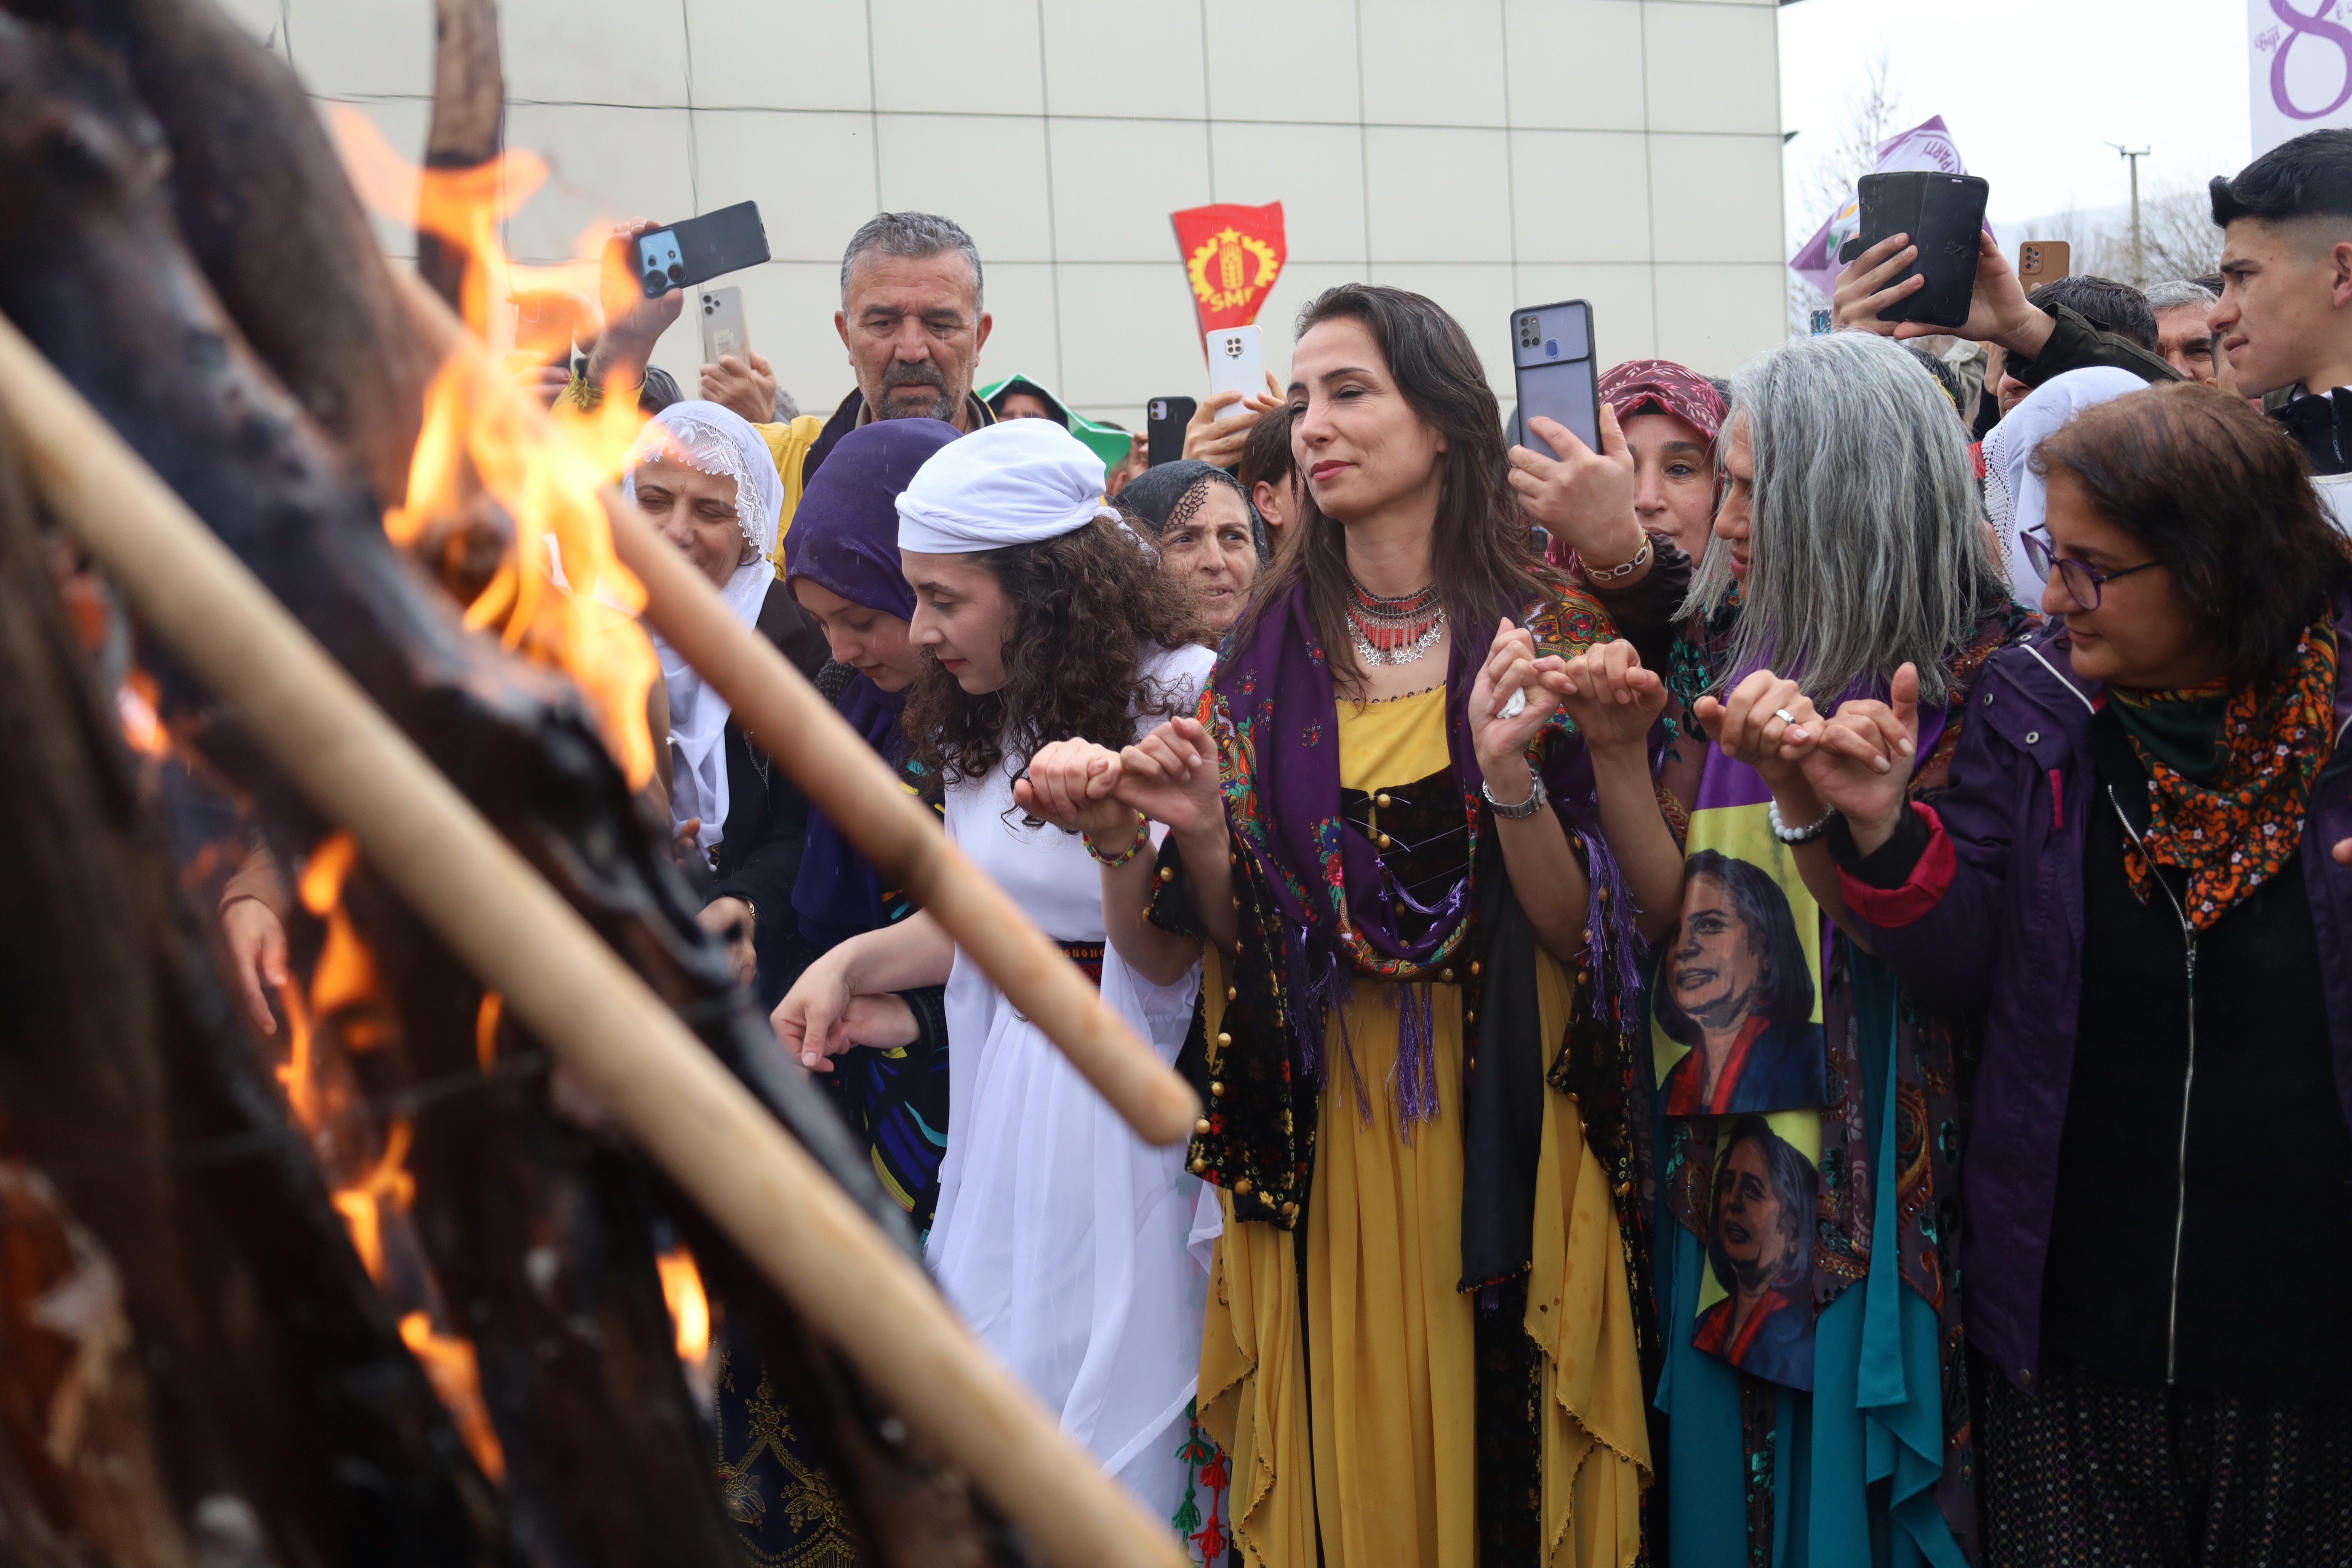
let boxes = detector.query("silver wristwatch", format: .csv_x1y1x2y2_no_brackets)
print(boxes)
1482,765,1548,819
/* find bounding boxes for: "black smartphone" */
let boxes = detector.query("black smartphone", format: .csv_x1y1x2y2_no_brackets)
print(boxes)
1510,300,1599,461
1146,396,1196,468
634,201,771,299
1839,172,1990,328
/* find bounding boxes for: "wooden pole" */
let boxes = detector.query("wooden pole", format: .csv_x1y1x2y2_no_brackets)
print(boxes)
403,267,1198,1150
599,498,1202,1145
0,312,1190,1568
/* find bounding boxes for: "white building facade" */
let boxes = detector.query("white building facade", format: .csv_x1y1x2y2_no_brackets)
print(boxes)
225,0,1787,429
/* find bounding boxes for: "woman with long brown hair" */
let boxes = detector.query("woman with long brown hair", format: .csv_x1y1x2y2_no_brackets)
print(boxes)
1021,285,1679,1565
770,418,1220,1525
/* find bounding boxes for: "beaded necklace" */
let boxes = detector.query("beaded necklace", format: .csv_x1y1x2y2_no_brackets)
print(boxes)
1344,576,1445,666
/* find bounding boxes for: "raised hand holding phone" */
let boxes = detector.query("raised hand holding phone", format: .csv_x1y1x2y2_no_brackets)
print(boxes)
1506,401,1646,582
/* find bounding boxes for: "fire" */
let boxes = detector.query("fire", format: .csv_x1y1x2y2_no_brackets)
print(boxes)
401,1311,507,1482
274,834,504,1487
657,1243,715,1409
115,670,167,757
331,1118,415,1285
655,1245,710,1365
475,990,502,1074
330,107,660,791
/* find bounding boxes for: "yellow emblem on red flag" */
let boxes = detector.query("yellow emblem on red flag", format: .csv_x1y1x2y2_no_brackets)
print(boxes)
1170,201,1287,337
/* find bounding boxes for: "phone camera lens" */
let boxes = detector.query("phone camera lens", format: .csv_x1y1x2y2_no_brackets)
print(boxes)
643,270,663,293
667,263,685,284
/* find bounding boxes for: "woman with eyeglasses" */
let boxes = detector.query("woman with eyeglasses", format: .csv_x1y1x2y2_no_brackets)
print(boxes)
1787,381,2352,1563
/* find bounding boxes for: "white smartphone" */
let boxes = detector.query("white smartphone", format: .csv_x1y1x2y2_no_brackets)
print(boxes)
700,286,749,364
1205,325,1264,399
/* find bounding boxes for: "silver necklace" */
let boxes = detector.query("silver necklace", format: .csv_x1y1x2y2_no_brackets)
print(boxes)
1345,576,1445,667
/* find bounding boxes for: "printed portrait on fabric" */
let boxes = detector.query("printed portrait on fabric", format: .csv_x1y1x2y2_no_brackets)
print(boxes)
1693,1112,1819,1390
1652,835,1829,1116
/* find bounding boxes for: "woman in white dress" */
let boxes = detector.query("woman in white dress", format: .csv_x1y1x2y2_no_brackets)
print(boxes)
772,418,1217,1522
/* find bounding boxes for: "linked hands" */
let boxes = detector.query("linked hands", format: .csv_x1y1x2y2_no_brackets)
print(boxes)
1698,663,1925,855
1550,638,1667,753
1016,717,1224,840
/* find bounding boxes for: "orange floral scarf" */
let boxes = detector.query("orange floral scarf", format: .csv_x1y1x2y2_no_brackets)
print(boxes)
2110,620,2338,931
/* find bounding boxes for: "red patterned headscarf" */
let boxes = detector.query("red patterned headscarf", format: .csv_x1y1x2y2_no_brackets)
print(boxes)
1598,358,1727,445
1543,360,1728,571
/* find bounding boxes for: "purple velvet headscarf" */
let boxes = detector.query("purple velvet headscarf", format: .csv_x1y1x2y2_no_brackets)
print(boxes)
782,418,960,949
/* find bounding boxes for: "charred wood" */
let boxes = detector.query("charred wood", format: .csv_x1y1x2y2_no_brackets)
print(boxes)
417,0,503,314
0,419,500,1565
0,15,1015,1567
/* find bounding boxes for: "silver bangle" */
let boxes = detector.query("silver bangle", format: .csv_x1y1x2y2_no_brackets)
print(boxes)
1767,798,1838,844
1585,534,1654,584
1482,765,1548,820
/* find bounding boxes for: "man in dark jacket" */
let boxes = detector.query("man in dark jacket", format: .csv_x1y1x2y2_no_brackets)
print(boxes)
2209,130,2352,486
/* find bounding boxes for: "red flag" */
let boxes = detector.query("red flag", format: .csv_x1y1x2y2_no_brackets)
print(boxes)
1171,201,1287,340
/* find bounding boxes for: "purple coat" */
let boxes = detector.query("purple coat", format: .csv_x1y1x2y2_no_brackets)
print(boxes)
1834,603,2352,1392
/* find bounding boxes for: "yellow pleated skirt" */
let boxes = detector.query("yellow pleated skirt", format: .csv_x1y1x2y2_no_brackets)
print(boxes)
1196,952,1651,1568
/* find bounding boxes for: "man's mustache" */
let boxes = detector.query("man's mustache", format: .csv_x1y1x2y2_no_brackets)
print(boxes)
880,361,949,391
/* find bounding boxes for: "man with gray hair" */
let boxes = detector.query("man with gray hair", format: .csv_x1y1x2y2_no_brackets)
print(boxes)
2144,278,2222,384
796,211,995,491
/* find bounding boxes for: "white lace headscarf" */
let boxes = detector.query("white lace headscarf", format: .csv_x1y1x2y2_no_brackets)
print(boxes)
622,400,783,851
1982,368,2145,600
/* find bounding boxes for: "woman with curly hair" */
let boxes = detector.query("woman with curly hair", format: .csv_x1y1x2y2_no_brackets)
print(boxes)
771,417,1217,1522
1020,284,1677,1566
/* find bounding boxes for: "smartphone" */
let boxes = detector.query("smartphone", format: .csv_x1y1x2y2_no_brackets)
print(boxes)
700,286,749,364
1510,300,1600,461
634,200,770,299
1147,396,1196,468
2016,239,2071,294
1843,171,1991,328
1206,325,1265,399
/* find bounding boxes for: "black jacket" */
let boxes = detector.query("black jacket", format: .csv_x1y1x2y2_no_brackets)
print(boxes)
704,582,830,1008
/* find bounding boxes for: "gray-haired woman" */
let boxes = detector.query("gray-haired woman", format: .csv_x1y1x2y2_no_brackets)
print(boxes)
1550,331,2033,1563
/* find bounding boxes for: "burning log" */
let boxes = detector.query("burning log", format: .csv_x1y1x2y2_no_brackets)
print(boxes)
0,305,1191,1568
0,15,1188,1565
417,0,502,312
5,0,440,514
0,426,502,1564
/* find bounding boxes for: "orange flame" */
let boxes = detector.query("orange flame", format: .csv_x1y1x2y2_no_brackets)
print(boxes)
274,979,321,1133
655,1245,711,1367
475,990,502,1074
331,1118,416,1285
330,106,659,791
401,1311,507,1482
115,671,168,758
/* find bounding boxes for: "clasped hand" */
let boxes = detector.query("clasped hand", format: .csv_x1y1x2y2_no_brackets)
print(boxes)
1012,716,1223,841
1697,663,1926,855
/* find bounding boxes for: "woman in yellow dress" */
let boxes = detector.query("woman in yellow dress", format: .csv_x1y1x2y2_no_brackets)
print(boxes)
1018,284,1682,1566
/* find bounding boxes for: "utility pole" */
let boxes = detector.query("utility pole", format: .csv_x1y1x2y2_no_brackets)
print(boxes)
2108,142,2152,285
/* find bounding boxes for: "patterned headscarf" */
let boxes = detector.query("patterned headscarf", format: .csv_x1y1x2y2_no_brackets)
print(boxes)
1598,359,1726,444
1545,360,1728,572
1118,458,1270,561
623,400,784,850
784,419,961,950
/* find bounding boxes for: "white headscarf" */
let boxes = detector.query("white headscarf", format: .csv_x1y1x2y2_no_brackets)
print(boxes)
896,417,1117,554
1983,368,2147,599
623,400,783,852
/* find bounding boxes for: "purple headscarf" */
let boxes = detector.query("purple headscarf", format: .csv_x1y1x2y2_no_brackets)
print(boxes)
783,418,960,949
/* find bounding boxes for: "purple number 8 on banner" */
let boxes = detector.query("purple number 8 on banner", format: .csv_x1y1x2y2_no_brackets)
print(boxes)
2272,0,2352,120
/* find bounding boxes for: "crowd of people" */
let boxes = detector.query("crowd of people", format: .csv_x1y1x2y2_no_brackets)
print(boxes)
213,125,2352,1566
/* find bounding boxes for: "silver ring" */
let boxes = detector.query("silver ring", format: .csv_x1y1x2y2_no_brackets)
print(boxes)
1772,707,1797,726
1499,688,1528,720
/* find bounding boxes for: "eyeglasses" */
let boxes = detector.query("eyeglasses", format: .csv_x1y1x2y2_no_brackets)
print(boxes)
2019,527,2161,610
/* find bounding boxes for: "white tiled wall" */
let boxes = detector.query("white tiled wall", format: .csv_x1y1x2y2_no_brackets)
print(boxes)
225,0,1785,420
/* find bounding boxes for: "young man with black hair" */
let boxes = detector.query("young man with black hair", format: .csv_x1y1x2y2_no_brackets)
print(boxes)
2210,129,2352,485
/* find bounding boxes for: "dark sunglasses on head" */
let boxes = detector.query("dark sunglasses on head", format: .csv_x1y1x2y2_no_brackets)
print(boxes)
2020,527,2160,610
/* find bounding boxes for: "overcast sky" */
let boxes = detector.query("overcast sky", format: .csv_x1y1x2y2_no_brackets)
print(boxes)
1777,0,2252,244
